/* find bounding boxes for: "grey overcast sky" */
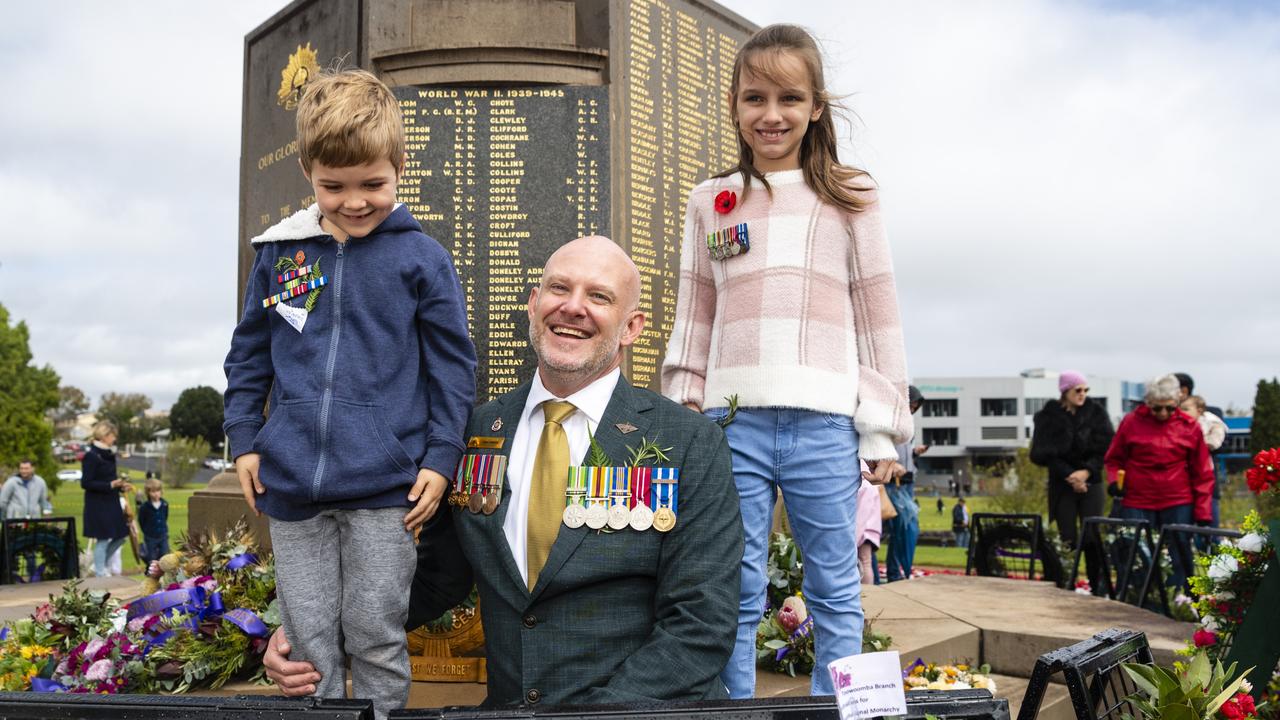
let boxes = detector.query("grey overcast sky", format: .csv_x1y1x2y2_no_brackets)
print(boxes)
1,1,1277,412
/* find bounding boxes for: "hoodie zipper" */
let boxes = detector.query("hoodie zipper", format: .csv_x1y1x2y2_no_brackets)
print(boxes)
311,242,346,501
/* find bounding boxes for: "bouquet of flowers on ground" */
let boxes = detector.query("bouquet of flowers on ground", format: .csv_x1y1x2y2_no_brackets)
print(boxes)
903,658,997,695
1186,511,1272,657
0,520,280,695
1121,650,1263,720
129,520,280,693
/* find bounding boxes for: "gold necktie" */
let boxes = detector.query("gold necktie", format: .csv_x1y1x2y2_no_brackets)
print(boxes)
527,400,577,590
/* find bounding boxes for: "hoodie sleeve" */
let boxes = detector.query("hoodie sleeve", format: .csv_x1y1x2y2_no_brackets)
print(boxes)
223,249,276,459
415,254,477,479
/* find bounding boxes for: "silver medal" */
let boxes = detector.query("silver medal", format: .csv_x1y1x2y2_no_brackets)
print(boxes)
584,503,608,530
562,503,586,529
607,504,631,530
629,504,654,532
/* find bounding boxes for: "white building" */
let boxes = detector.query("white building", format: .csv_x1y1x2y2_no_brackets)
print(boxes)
910,369,1146,489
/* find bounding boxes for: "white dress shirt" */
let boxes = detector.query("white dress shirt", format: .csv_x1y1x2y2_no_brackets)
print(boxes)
502,367,622,584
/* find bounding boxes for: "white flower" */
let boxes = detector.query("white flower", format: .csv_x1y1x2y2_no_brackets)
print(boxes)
1241,679,1253,693
1201,616,1219,632
1237,533,1265,554
1207,554,1239,581
1217,589,1235,601
110,607,128,633
905,676,928,688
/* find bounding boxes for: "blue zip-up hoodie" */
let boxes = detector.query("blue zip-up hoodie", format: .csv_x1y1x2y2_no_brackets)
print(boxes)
223,204,477,521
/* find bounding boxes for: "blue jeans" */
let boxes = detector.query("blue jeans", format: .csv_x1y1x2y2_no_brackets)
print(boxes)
883,482,919,581
92,536,127,576
1116,504,1194,589
711,408,862,698
954,529,970,548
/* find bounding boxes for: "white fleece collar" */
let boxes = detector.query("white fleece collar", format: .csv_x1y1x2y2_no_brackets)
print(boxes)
250,203,407,245
251,204,325,245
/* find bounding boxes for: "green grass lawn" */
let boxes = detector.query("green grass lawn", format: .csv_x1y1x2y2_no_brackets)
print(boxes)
49,464,205,574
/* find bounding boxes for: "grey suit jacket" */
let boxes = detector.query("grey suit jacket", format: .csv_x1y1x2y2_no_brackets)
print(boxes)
441,376,742,706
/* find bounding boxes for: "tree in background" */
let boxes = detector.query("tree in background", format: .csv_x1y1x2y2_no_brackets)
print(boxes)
0,303,60,486
1250,378,1280,455
52,385,89,438
163,436,210,489
988,448,1045,515
169,386,225,449
98,392,153,446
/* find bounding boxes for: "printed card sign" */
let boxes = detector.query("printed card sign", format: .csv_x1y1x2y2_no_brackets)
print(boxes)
828,651,908,720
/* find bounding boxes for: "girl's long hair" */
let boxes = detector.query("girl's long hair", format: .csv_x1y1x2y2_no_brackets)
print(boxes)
717,24,873,213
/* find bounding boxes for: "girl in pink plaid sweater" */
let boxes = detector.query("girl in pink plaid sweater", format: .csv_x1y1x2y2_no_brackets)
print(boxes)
660,24,913,698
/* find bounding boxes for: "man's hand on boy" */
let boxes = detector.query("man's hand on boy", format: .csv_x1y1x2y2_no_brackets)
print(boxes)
405,468,448,531
263,627,320,696
235,453,265,516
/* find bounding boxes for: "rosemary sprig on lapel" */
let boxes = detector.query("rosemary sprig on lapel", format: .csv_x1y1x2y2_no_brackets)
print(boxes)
627,436,673,466
717,394,739,428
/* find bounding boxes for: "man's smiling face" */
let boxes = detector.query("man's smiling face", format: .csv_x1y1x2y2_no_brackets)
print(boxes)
526,236,645,396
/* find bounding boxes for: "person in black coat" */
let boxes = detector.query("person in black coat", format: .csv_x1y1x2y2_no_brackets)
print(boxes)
1030,371,1115,593
81,421,129,576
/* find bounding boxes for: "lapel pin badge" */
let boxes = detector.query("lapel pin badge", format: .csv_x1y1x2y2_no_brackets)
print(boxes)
491,417,503,432
615,422,639,435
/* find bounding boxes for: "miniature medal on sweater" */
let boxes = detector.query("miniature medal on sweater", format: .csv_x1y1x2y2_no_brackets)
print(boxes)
261,250,328,333
708,191,749,261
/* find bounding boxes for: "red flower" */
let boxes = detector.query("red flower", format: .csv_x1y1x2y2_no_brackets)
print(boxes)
295,250,306,265
1193,629,1217,647
714,190,737,214
1222,698,1245,720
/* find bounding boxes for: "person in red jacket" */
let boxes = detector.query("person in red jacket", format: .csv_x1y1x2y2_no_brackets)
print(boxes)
1104,373,1213,588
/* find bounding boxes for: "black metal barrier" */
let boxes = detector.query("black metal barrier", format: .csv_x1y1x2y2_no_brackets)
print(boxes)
0,517,80,584
389,690,1010,720
1016,627,1153,720
0,693,373,719
1137,523,1241,618
1071,518,1155,609
965,513,1063,585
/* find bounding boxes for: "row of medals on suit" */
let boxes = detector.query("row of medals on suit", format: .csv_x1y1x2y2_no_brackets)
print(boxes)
453,456,677,533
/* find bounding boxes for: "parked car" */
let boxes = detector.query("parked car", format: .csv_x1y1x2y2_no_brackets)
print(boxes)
56,469,82,483
203,458,231,471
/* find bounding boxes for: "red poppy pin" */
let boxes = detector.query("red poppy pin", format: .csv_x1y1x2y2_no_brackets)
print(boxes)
714,190,737,215
295,250,306,265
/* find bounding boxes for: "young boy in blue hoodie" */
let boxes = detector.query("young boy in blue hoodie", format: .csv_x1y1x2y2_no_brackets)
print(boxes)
223,69,476,718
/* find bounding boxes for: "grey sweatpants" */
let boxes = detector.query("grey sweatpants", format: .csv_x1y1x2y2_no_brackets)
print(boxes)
270,508,417,719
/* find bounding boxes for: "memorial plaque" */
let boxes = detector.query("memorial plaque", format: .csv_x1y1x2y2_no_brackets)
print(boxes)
238,0,754,398
610,0,749,389
394,85,610,400
238,0,361,311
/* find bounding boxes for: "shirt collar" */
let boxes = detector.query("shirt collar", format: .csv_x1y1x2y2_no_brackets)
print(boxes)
523,367,621,430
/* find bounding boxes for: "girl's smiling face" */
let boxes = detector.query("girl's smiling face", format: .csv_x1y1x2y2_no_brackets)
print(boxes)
733,50,824,173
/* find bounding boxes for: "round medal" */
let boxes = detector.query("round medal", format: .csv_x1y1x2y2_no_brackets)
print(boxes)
467,492,484,514
607,504,631,530
629,504,654,532
584,504,608,530
562,504,586,529
482,491,500,515
653,507,676,532
730,242,740,255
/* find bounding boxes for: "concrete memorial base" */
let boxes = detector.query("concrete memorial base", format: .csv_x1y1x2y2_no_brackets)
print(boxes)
200,574,1191,717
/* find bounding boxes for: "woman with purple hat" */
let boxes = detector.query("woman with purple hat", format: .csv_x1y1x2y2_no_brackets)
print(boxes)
1030,370,1114,593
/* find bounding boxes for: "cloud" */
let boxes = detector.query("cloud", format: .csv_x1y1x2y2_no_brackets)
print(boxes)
1,0,1276,413
726,0,1280,406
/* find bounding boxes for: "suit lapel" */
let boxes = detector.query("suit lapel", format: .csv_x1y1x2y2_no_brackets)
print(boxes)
529,378,656,600
469,384,529,598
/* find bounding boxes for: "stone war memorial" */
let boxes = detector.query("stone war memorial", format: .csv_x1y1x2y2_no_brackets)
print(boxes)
5,0,1270,717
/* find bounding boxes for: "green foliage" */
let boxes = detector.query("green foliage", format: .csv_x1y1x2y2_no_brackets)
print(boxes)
97,392,153,446
585,428,613,467
717,394,740,428
169,386,225,448
988,447,1046,515
626,436,672,466
1251,378,1280,456
765,532,804,610
164,436,211,489
1120,652,1253,720
0,303,60,486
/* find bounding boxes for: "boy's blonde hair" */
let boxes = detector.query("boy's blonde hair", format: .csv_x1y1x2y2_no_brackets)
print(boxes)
297,69,405,174
145,477,164,494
